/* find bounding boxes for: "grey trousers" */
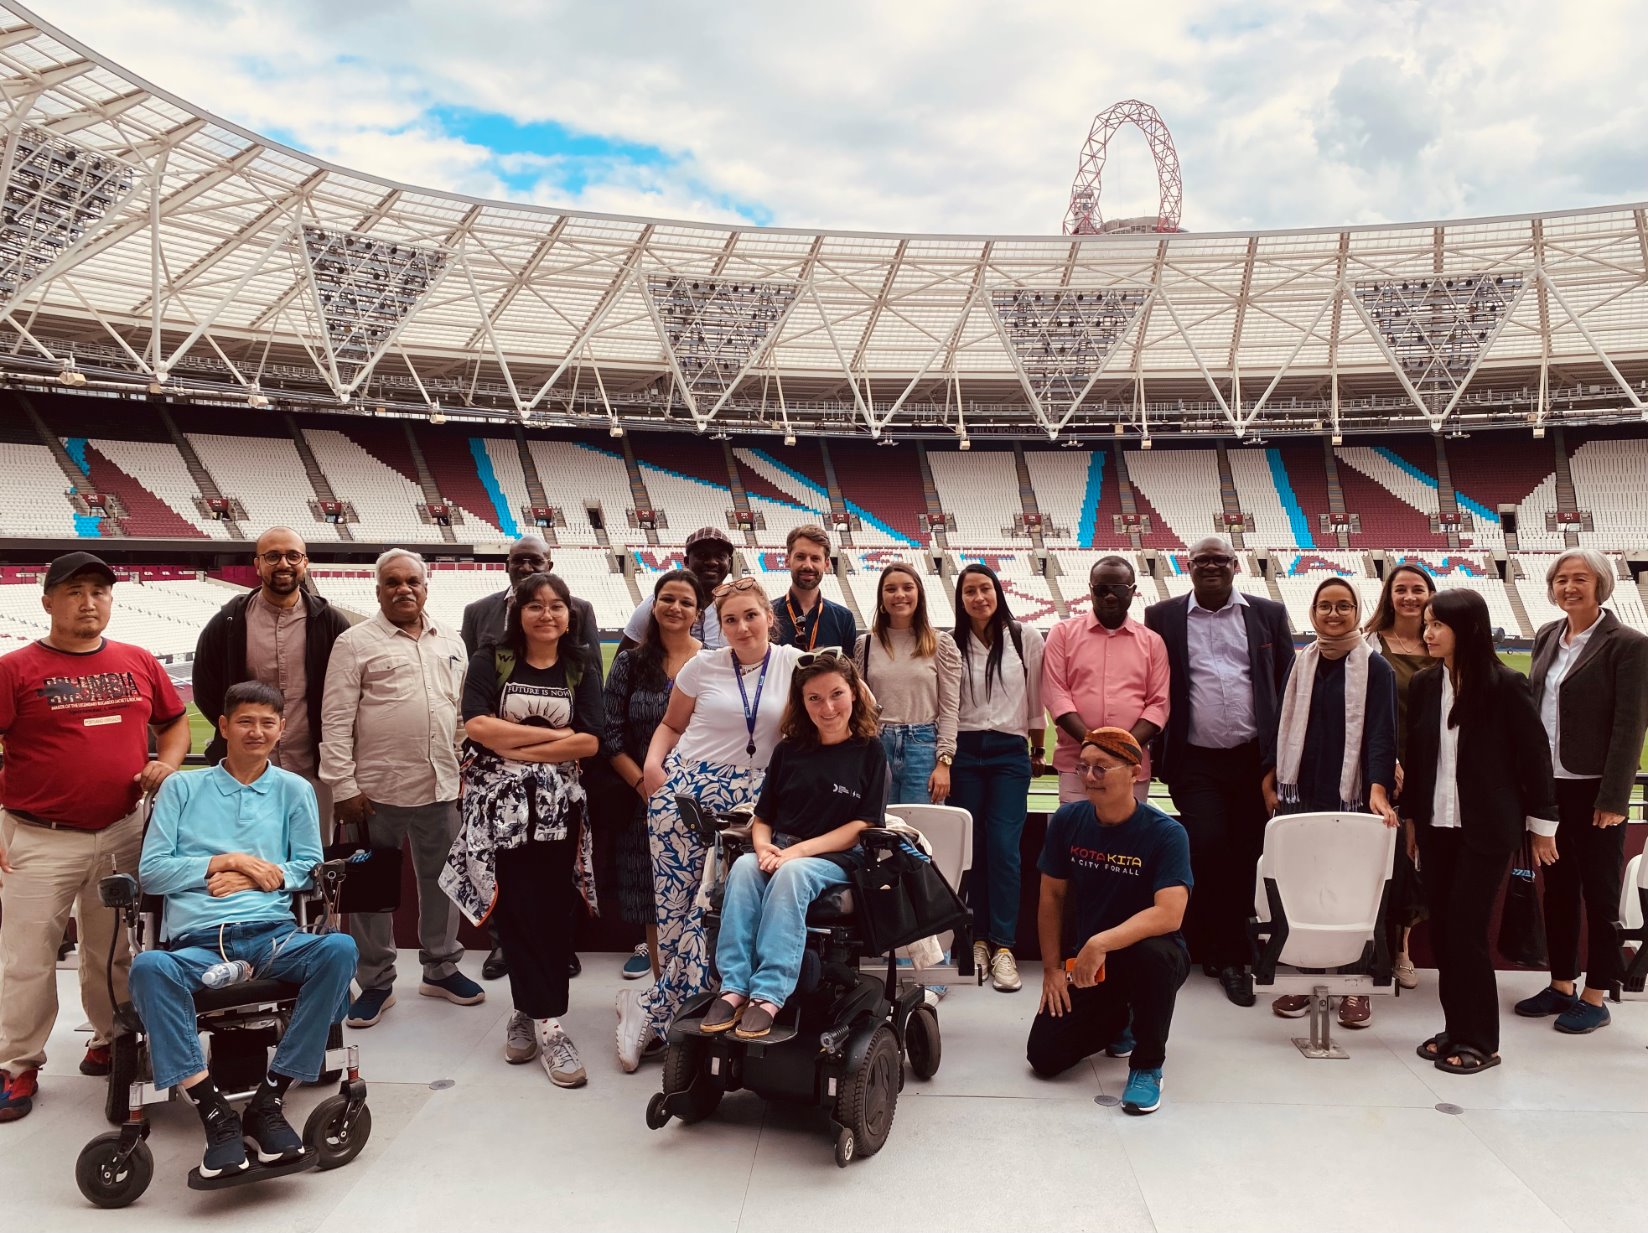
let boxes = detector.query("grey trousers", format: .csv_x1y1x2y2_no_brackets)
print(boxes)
347,799,463,990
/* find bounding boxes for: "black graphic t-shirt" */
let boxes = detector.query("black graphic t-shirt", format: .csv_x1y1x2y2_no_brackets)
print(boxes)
755,736,887,868
462,649,605,766
1038,800,1193,954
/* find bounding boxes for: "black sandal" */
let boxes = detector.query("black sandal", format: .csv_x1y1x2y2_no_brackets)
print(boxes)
733,1002,777,1039
1415,1033,1449,1062
1434,1044,1501,1075
700,996,744,1034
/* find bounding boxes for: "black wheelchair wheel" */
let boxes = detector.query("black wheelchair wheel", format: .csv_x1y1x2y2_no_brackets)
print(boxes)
645,1091,672,1130
905,1004,941,1080
835,1025,899,1159
103,1033,141,1125
660,1037,721,1124
314,1022,344,1085
75,1133,153,1209
303,1095,372,1169
833,1127,855,1168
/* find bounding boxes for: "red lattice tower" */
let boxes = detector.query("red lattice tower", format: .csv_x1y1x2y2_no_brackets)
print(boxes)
1064,100,1183,235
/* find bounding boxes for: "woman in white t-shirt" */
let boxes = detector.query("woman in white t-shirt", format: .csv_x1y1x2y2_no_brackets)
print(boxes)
613,577,805,1072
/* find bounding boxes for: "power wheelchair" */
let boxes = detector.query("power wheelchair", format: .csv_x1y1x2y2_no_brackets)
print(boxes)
73,860,372,1208
645,796,947,1168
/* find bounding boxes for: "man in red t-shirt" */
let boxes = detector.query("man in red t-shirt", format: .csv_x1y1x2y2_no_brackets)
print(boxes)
0,552,189,1123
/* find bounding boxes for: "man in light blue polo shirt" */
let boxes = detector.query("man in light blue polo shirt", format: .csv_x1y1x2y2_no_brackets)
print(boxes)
129,680,356,1180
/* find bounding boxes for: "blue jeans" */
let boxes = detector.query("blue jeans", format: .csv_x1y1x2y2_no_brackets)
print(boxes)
715,851,851,1007
948,730,1031,949
129,920,356,1090
881,723,938,806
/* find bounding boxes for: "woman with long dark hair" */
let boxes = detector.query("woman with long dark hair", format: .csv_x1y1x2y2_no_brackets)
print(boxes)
602,569,706,982
855,562,960,805
446,572,605,1089
1404,589,1557,1075
1363,561,1436,989
700,652,888,1039
949,564,1045,992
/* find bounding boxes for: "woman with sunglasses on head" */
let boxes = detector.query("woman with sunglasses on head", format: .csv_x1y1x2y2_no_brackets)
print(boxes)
602,570,707,983
1405,590,1557,1076
448,572,604,1089
950,564,1046,993
700,653,888,1039
1261,577,1399,1030
614,575,808,1072
855,562,961,806
1363,561,1437,990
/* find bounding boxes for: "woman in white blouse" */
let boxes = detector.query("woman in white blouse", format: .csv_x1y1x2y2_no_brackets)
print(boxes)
614,577,805,1073
949,565,1045,993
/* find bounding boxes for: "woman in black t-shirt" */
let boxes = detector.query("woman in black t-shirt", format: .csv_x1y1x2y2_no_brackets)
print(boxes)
700,651,887,1040
444,572,604,1089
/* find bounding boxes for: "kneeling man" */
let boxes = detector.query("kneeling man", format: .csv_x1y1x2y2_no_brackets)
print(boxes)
1027,727,1190,1115
130,681,356,1177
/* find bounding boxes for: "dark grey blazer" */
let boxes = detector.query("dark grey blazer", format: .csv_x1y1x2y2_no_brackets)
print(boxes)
1529,609,1648,816
460,587,601,671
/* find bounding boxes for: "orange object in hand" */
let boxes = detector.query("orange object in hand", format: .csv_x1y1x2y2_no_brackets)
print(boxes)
1064,957,1106,982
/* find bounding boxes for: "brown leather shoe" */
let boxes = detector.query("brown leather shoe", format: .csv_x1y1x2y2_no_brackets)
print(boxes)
1338,995,1372,1029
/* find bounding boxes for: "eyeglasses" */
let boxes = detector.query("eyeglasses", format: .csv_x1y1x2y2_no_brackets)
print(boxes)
508,556,548,570
711,577,764,600
1091,582,1136,596
258,551,307,566
1313,601,1357,615
1078,762,1130,779
1188,554,1235,568
796,646,846,668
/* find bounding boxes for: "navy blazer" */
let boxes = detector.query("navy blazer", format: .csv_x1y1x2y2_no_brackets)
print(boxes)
1143,591,1296,784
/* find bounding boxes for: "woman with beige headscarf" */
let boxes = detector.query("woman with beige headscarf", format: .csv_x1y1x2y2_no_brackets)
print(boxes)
1261,577,1399,1029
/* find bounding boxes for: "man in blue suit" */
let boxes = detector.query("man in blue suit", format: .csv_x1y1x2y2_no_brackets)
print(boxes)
1144,536,1294,1007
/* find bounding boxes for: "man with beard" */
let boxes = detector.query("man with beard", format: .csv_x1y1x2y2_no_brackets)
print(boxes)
770,525,857,650
1042,556,1170,808
460,534,599,668
461,534,602,982
617,526,733,653
1144,536,1294,1008
194,527,350,831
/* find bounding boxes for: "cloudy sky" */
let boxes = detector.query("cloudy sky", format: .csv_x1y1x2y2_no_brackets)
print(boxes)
26,0,1648,236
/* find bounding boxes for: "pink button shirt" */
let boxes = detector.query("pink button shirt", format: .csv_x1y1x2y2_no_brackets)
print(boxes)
1040,612,1170,780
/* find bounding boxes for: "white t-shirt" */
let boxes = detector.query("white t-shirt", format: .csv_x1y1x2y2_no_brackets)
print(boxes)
674,643,803,769
624,596,723,649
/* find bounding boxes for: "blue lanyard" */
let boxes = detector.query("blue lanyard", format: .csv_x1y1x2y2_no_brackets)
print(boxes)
732,648,772,759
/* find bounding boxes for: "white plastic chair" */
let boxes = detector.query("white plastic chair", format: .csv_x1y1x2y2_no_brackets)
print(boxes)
881,804,975,983
1250,811,1398,1058
1618,853,1648,995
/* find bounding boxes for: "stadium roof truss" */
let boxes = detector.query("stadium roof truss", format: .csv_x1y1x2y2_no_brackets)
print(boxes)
0,2,1647,442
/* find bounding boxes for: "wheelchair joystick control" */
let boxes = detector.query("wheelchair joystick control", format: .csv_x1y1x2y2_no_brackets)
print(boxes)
201,960,254,989
98,873,139,909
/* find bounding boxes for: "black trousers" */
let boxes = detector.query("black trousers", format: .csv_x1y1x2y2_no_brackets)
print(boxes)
1026,936,1190,1074
1169,742,1267,968
493,835,576,1020
1419,826,1513,1055
1545,778,1627,990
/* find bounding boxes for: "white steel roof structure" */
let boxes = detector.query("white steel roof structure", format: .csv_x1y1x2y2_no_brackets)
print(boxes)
2,2,1647,443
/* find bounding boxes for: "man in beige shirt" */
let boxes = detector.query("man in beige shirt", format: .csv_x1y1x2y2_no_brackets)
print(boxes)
320,548,482,1027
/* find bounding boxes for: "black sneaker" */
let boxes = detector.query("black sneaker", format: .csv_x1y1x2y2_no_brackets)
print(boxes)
242,1094,305,1164
198,1103,249,1178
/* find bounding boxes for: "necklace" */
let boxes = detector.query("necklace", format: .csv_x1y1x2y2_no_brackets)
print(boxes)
1385,630,1424,656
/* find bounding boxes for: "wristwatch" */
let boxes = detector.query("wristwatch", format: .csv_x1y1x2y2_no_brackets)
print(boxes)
937,753,953,767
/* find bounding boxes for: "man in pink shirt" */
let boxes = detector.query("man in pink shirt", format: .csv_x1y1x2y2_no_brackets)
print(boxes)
1041,556,1169,804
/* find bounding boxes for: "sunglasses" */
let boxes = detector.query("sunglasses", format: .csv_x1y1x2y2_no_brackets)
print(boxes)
711,577,764,600
796,646,847,668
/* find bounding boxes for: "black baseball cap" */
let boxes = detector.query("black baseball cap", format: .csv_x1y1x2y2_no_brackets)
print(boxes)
43,551,117,591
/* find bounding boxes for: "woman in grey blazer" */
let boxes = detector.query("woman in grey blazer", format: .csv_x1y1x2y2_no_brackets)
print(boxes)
1514,548,1648,1035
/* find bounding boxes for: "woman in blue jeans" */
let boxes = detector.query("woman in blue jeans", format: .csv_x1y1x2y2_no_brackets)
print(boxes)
854,562,960,805
950,565,1046,992
702,651,888,1039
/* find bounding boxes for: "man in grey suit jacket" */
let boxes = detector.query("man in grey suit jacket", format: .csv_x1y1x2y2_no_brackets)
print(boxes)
460,534,603,981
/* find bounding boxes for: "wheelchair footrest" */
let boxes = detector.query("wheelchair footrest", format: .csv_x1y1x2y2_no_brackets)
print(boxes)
677,1018,800,1047
187,1151,316,1190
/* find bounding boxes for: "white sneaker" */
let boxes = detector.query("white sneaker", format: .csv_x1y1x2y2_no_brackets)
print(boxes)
539,1023,587,1088
990,948,1022,993
614,988,653,1074
505,1011,538,1064
972,939,989,976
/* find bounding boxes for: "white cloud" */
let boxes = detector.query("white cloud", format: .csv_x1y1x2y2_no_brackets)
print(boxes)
24,0,1648,234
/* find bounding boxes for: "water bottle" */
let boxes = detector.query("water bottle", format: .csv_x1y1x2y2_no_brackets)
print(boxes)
201,959,253,989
